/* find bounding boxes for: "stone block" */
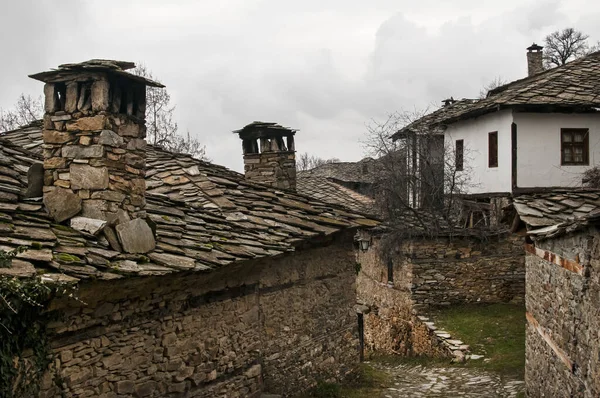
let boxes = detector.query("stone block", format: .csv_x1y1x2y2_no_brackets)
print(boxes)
70,217,107,235
91,79,110,112
43,130,73,144
98,130,124,147
44,83,58,113
67,115,107,132
135,381,157,397
43,187,82,222
90,190,126,203
65,82,79,113
117,121,140,137
44,157,67,170
116,218,156,254
70,164,109,190
62,145,104,159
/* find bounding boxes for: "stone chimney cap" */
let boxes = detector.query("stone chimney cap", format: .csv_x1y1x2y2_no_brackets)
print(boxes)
527,43,543,52
233,121,297,140
29,59,165,88
442,97,456,107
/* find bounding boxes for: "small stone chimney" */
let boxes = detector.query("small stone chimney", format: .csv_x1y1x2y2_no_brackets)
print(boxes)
30,60,163,253
527,43,544,76
442,97,456,107
234,122,297,190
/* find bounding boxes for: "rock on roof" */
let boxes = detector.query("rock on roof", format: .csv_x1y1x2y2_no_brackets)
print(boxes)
439,51,600,124
514,190,600,230
0,125,378,283
297,176,375,215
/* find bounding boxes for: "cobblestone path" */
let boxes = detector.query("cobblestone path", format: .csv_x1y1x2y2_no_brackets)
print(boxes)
370,362,525,398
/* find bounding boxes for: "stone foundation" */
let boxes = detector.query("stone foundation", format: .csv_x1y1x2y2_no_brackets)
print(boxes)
36,232,358,397
525,229,600,397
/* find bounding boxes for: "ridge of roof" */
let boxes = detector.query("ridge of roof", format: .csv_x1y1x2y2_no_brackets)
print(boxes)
438,50,600,125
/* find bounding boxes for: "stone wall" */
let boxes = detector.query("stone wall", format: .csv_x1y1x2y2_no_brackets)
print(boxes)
356,233,525,356
525,229,600,397
38,232,357,397
407,235,525,309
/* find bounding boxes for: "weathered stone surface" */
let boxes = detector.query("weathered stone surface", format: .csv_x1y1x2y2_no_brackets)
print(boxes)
44,157,67,170
25,163,44,198
98,130,123,147
62,145,104,159
90,190,126,203
44,83,58,113
43,187,82,222
0,259,36,277
70,164,109,190
65,82,79,113
70,217,107,235
116,218,156,254
126,138,146,150
66,115,106,132
43,130,73,144
117,121,140,137
148,252,195,270
91,80,110,112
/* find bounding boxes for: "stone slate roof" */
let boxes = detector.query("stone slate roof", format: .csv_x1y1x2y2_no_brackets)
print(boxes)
514,190,600,230
438,51,600,124
391,99,478,140
297,158,380,185
296,176,375,214
0,124,378,283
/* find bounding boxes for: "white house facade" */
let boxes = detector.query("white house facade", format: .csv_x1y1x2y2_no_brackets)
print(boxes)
446,111,600,195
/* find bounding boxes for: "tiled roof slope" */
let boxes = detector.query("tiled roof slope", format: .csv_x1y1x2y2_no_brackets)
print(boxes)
439,51,600,124
513,190,600,228
297,158,380,184
0,125,378,283
391,99,478,139
296,176,375,214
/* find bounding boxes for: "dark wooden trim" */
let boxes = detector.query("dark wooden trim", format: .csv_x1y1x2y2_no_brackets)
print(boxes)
488,131,498,168
511,122,517,190
455,139,464,171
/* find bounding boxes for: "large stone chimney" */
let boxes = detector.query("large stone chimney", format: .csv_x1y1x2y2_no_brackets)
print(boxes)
30,60,163,253
234,122,297,190
527,43,544,76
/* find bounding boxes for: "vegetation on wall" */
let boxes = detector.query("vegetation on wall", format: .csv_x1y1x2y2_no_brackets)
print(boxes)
0,247,67,397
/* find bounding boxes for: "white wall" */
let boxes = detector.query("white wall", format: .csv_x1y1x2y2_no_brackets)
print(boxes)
445,110,514,194
514,113,600,188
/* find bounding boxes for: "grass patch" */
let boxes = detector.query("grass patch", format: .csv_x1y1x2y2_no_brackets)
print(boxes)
429,303,525,377
297,363,390,398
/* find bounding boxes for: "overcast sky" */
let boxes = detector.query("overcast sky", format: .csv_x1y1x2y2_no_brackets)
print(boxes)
1,0,599,171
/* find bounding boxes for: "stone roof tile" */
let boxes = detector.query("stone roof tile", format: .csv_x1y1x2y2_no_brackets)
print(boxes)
0,125,378,283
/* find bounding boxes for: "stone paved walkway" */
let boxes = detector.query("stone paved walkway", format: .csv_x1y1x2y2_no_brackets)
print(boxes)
370,362,525,398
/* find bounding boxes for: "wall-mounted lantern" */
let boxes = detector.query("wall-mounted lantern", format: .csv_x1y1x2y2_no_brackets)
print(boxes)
357,236,371,252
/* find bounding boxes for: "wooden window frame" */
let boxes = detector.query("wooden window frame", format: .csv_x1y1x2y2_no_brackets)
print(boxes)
488,131,498,168
560,128,589,166
455,139,464,171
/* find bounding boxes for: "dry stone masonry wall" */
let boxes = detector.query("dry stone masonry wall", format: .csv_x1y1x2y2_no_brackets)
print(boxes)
356,234,525,356
38,234,358,398
525,229,600,397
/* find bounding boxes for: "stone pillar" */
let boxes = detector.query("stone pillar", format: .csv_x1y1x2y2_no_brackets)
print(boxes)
527,43,544,76
234,122,297,191
30,60,163,253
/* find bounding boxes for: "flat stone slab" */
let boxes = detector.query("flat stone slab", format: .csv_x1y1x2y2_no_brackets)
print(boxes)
71,216,107,235
116,218,156,254
44,187,82,222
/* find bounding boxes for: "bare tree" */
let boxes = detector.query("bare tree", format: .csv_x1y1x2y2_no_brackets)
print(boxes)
297,153,341,171
132,64,208,160
0,94,43,132
363,109,483,245
543,28,593,68
479,76,507,99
